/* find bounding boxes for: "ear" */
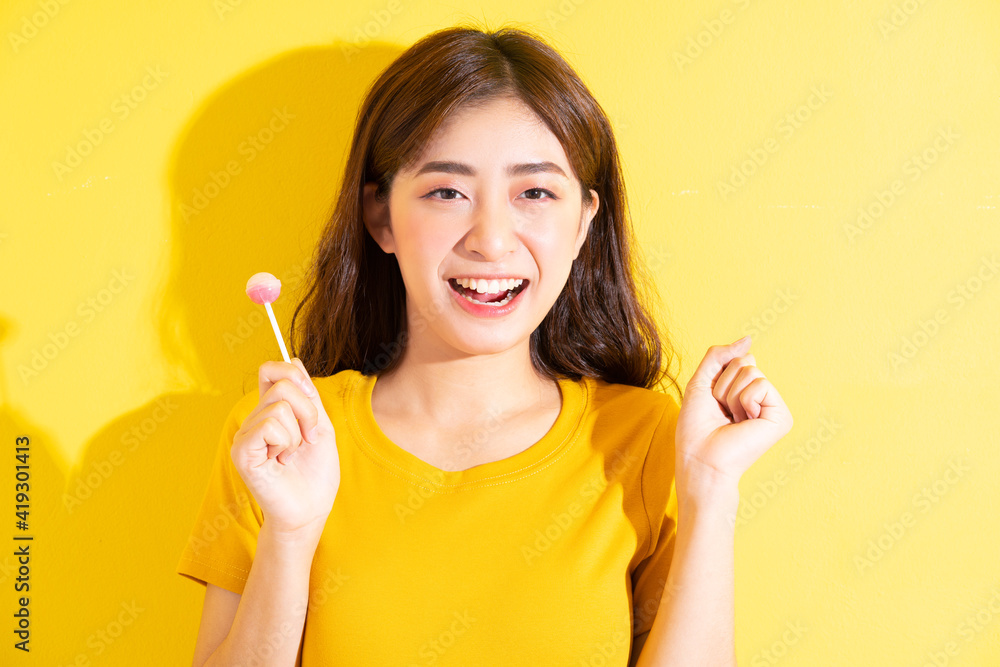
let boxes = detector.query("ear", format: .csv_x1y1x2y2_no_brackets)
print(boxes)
362,182,396,254
573,188,600,259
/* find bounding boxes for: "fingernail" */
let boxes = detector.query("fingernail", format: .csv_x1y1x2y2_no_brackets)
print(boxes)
731,335,750,346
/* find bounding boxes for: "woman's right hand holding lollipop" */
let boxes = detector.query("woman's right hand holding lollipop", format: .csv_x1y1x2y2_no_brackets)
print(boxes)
231,359,341,539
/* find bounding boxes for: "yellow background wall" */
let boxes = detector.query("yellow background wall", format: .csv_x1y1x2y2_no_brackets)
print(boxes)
2,0,998,664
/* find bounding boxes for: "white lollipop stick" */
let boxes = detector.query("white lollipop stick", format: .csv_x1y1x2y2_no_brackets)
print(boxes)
246,272,291,363
263,301,291,363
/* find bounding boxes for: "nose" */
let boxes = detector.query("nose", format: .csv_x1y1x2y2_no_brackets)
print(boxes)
463,195,518,261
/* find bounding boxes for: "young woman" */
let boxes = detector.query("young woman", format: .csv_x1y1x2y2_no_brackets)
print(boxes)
177,24,792,666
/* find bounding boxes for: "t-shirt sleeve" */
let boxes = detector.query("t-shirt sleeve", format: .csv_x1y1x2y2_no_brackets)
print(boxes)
175,391,265,596
631,392,681,638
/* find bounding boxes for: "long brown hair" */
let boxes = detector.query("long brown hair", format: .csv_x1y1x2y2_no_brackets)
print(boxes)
290,22,682,396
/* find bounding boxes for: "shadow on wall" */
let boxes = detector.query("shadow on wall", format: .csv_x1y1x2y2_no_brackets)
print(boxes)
0,42,403,665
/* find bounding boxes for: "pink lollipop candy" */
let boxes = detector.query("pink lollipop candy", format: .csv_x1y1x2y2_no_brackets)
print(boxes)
245,272,290,362
246,272,282,305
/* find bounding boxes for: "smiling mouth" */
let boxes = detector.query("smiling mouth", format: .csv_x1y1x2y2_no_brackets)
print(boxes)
447,278,530,306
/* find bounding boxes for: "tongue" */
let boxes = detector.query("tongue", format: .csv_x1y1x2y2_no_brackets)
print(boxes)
465,287,508,303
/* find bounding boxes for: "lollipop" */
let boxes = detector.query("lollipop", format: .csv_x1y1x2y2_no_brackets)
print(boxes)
245,272,291,362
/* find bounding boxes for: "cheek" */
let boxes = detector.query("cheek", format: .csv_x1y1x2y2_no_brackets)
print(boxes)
529,221,578,262
394,217,454,264
525,237,575,298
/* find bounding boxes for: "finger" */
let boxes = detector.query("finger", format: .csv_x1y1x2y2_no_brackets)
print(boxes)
739,377,763,420
687,336,752,396
265,378,319,450
739,376,792,431
259,359,319,406
290,358,327,431
725,364,765,421
237,414,295,468
712,353,757,411
241,398,304,462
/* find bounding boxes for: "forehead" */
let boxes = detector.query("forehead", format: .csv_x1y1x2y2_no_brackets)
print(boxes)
407,96,571,174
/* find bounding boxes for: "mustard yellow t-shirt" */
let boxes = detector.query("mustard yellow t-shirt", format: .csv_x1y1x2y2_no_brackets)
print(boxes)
176,369,680,666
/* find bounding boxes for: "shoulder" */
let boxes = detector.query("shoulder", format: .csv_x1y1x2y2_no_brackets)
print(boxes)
579,376,682,477
582,378,681,557
583,377,681,484
313,368,366,400
584,376,681,429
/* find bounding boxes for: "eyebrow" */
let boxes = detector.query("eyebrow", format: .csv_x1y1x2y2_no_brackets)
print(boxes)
414,160,568,179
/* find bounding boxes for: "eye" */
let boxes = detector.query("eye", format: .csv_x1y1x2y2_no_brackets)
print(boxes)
424,188,465,200
521,188,557,201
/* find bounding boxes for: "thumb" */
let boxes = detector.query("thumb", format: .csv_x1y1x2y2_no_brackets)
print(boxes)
291,357,326,435
687,335,751,393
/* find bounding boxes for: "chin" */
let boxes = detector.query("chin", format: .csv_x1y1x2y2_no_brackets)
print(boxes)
449,329,530,356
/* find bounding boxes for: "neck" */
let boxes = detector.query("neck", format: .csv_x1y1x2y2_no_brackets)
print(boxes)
372,331,559,428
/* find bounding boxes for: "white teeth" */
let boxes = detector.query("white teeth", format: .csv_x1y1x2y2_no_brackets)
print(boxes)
456,277,524,292
451,277,526,307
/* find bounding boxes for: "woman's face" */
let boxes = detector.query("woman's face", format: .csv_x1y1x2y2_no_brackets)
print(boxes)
363,95,599,360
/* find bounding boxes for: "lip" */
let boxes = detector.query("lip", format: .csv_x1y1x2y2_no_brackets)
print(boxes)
447,278,529,318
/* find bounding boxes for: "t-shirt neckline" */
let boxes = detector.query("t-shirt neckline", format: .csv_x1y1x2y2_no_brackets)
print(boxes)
347,370,589,491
